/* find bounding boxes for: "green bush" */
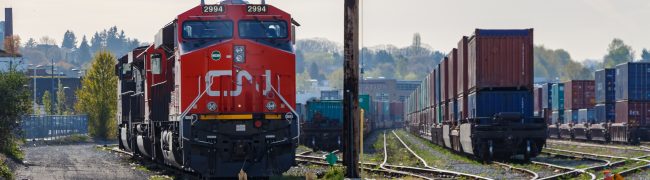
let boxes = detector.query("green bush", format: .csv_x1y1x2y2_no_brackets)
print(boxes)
322,166,344,180
76,50,118,140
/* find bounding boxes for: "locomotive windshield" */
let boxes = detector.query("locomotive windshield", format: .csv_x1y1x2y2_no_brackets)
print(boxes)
239,20,292,52
181,20,233,52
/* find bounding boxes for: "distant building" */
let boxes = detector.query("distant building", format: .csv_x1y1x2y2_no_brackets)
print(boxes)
0,21,4,49
360,78,420,103
25,68,82,114
320,90,341,100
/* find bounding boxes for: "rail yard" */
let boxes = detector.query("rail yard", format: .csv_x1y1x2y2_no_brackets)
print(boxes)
2,0,650,180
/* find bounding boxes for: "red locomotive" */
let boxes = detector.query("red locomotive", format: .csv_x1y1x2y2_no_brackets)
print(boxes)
116,0,299,178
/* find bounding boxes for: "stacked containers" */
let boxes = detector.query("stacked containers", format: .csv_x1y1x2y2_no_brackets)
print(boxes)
541,83,555,124
551,83,565,124
595,69,616,123
615,62,650,126
436,64,442,124
465,29,534,122
457,37,469,122
578,108,595,123
564,80,596,124
448,49,459,123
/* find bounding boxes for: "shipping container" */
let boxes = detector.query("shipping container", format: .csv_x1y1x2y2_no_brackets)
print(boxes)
390,102,404,121
534,87,542,116
467,90,533,122
457,36,469,96
551,110,565,124
595,69,616,104
467,29,534,92
448,49,458,102
430,69,436,108
457,95,468,121
615,101,650,125
577,108,595,123
615,62,650,101
441,57,449,103
552,83,565,111
359,94,371,117
305,100,343,128
565,110,579,124
564,80,596,110
541,83,554,109
594,103,615,123
448,99,458,123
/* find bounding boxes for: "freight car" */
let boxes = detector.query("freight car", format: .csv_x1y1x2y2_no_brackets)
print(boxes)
300,95,376,151
542,63,650,144
406,29,547,161
116,1,300,178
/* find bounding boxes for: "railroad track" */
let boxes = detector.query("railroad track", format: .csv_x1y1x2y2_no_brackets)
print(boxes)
543,147,650,179
389,130,494,180
106,146,200,179
547,139,650,152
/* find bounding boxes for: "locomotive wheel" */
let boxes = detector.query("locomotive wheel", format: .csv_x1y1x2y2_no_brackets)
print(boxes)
480,141,493,163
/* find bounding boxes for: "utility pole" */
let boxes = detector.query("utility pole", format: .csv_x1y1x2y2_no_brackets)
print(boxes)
343,0,360,178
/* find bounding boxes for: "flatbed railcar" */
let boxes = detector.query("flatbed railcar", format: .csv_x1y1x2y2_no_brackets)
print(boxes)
116,1,300,178
405,29,547,161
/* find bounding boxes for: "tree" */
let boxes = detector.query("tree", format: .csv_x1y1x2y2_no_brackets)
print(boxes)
90,32,104,53
77,36,92,63
56,80,66,115
327,68,344,89
0,69,30,160
24,38,37,48
296,50,305,73
308,62,321,81
75,50,118,140
42,91,53,115
641,49,650,62
603,38,634,68
3,35,21,55
39,36,57,46
61,30,78,49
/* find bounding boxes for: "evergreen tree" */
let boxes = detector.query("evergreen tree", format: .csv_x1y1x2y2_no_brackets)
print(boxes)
42,91,53,115
78,36,92,63
61,30,78,49
90,32,104,53
75,50,118,140
56,80,66,115
641,49,650,62
24,38,37,49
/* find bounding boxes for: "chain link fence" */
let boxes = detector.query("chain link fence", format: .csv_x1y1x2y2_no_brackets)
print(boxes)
21,115,88,140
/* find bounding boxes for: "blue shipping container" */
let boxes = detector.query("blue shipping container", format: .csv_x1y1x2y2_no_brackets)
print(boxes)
577,108,595,123
594,103,615,123
595,69,616,104
552,83,565,111
551,110,565,124
615,62,650,101
467,90,533,123
306,100,343,127
565,110,579,124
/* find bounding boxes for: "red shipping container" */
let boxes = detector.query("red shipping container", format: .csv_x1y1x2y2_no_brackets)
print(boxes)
457,36,469,96
448,49,458,101
615,101,650,125
564,80,596,110
390,102,404,119
467,29,534,92
441,57,449,103
430,70,436,108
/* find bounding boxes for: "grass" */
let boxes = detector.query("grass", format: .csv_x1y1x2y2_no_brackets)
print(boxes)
148,175,173,180
395,130,480,167
384,132,419,167
0,159,12,180
47,134,91,144
322,166,345,180
545,143,647,158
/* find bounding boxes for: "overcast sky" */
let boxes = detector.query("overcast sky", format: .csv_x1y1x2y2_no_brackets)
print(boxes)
2,0,649,61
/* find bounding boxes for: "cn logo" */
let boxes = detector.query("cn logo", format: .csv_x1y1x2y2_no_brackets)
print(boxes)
206,70,272,97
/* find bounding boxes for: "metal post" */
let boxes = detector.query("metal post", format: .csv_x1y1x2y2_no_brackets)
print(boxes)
343,0,360,177
51,58,55,115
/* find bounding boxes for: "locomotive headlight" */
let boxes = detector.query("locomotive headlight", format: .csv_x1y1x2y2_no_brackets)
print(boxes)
266,101,276,111
234,46,246,63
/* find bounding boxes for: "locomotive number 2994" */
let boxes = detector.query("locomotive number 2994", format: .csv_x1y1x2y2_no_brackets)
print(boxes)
203,5,225,13
247,5,268,13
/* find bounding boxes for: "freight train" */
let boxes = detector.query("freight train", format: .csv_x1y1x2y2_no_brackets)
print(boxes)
405,29,547,161
115,1,300,178
299,94,403,151
542,62,650,144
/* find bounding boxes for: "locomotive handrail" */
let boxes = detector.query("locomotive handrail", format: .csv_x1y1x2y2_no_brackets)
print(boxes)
269,83,300,140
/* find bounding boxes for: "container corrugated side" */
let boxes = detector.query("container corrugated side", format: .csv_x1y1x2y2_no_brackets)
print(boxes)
457,36,469,96
448,49,458,101
577,108,595,123
467,90,533,121
615,62,650,101
615,101,650,125
467,29,534,92
565,109,579,124
594,103,615,123
306,100,343,126
595,69,616,104
552,83,565,111
541,83,554,109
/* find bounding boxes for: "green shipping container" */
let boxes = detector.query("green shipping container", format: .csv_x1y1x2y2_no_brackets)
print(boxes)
359,94,371,113
306,100,343,127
